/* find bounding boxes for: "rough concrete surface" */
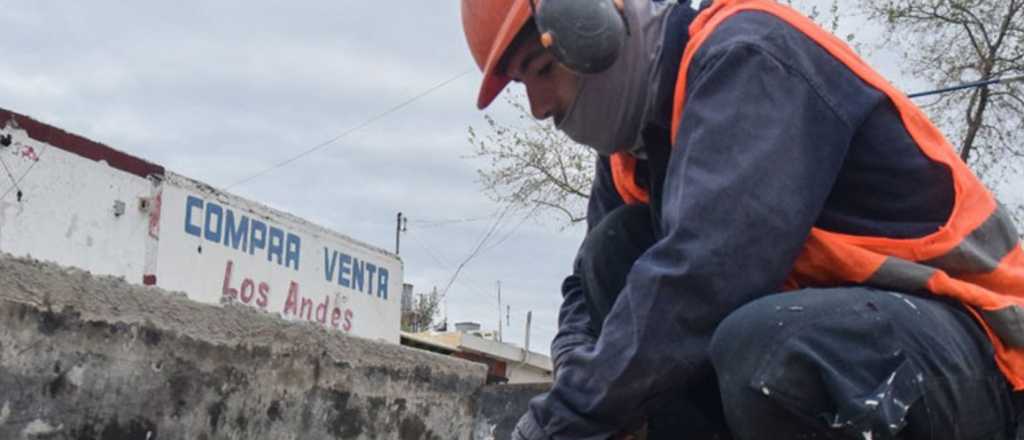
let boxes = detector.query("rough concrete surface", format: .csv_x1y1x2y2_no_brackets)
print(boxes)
473,384,549,440
0,255,490,439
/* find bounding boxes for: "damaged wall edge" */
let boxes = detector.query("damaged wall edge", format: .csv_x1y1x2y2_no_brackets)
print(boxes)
0,108,164,180
0,254,531,439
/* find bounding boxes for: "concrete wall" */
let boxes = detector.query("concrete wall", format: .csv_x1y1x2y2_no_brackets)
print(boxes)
0,116,157,283
0,109,403,344
0,108,549,439
473,384,550,440
506,365,552,385
0,255,492,439
459,334,553,385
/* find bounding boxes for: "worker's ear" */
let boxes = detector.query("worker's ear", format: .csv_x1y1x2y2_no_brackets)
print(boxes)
532,0,627,74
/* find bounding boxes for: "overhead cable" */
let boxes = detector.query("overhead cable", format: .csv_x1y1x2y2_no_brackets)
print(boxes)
908,74,1024,99
226,68,473,190
437,204,516,303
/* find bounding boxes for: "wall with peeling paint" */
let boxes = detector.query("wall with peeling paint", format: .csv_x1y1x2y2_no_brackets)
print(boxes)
0,122,157,282
0,111,547,440
0,109,403,344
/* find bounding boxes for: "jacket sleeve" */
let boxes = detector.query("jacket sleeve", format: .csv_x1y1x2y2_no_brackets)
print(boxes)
550,156,623,372
525,40,860,439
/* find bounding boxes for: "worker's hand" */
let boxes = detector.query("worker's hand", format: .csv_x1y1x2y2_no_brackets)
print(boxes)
511,411,547,440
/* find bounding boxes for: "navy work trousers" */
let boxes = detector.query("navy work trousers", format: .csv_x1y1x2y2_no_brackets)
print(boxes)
576,204,1019,439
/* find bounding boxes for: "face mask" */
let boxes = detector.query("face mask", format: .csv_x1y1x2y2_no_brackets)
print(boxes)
556,0,672,156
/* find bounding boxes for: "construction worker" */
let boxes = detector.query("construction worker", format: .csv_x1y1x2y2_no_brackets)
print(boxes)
461,0,1024,438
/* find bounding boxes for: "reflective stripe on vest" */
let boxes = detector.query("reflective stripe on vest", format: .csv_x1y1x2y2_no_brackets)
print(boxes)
669,0,1024,389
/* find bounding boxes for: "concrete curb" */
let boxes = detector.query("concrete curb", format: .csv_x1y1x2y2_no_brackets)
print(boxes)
0,256,489,439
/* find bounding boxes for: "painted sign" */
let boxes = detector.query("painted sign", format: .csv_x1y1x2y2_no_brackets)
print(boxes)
155,173,402,343
0,109,403,344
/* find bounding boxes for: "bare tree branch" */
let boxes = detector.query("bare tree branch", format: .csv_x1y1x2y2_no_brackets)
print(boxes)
468,94,594,226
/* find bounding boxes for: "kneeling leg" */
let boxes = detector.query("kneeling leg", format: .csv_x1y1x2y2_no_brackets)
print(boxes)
709,288,1016,440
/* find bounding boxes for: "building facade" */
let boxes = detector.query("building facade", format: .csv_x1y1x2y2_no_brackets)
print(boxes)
0,108,403,343
402,328,553,384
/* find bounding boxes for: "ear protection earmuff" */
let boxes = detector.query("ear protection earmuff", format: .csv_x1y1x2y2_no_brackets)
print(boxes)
530,0,629,74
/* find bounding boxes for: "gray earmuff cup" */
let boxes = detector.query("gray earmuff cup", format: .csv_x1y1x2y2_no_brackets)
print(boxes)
535,0,627,74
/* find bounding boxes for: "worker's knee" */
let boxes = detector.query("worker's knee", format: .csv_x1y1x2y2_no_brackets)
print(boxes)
708,294,803,437
708,293,794,386
707,289,1011,439
708,291,852,437
709,289,885,380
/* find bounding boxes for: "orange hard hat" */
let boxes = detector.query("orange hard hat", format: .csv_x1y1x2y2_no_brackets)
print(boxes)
461,0,533,109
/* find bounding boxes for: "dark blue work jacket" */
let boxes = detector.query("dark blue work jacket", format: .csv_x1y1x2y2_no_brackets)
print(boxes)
527,3,955,439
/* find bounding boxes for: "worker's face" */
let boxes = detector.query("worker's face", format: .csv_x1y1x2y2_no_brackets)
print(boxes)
503,32,579,124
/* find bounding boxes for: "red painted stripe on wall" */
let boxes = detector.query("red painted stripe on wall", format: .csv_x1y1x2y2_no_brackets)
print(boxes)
0,108,164,179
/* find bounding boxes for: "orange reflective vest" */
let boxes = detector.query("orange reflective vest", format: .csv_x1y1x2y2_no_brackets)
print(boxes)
610,0,1024,389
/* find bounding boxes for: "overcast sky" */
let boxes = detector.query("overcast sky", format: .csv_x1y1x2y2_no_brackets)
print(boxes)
1,1,1016,354
1,0,578,350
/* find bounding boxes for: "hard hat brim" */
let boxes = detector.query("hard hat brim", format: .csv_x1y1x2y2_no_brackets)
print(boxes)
476,0,532,109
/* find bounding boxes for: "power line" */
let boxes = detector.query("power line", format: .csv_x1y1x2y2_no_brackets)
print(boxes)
481,205,539,253
411,236,451,268
408,214,499,228
407,227,500,306
908,74,1024,99
0,155,21,194
424,203,547,307
226,68,473,190
437,204,515,303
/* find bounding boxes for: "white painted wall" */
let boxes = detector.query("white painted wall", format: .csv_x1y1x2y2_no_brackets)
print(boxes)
507,364,552,384
459,333,553,383
155,173,403,343
0,124,155,281
0,117,402,344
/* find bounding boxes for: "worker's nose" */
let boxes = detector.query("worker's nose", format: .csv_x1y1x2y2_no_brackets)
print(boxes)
526,86,555,121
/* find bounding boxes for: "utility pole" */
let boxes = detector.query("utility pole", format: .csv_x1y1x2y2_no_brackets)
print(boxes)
493,282,497,343
524,310,532,355
395,212,407,255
